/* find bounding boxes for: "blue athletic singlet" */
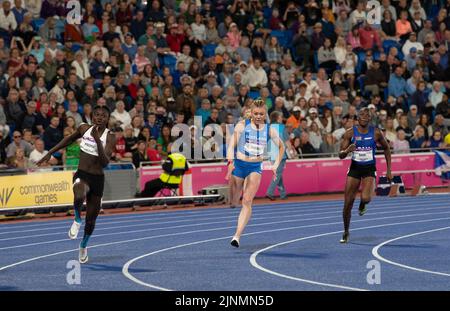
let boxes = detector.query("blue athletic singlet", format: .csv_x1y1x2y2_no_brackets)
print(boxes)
351,126,376,166
237,119,269,158
232,120,270,179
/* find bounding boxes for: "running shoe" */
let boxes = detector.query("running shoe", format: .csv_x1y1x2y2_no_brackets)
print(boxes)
68,220,81,240
359,205,367,216
340,232,350,243
230,237,240,248
79,247,88,264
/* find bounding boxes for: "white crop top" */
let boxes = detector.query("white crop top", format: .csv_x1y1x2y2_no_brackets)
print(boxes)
79,125,109,156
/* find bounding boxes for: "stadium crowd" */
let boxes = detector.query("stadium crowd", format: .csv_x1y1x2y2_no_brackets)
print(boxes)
0,0,449,170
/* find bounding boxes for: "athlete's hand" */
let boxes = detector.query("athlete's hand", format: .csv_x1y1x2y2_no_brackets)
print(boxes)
36,153,52,166
346,144,356,153
272,167,278,181
386,170,393,182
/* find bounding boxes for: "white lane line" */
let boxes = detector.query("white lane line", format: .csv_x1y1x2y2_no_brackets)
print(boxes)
0,200,343,235
1,198,444,242
1,197,444,236
0,195,445,233
2,205,449,251
2,208,450,276
123,216,450,291
0,195,430,230
0,199,342,231
372,226,450,277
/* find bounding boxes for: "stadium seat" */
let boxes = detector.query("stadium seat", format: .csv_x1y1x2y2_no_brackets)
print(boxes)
270,30,292,49
162,55,177,73
249,90,260,99
313,51,319,71
31,18,45,32
357,75,371,98
203,44,217,58
382,39,400,54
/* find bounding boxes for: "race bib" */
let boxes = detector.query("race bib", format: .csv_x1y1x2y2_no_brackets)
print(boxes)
244,143,265,156
352,150,373,162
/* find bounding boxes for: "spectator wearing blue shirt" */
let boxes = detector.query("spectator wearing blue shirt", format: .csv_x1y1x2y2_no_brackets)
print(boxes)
409,125,427,151
405,47,418,73
437,44,449,69
121,33,138,60
172,61,187,89
195,99,212,127
319,14,335,39
12,0,27,25
89,50,106,81
388,66,407,98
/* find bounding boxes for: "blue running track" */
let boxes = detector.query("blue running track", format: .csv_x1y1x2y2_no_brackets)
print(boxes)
0,195,449,291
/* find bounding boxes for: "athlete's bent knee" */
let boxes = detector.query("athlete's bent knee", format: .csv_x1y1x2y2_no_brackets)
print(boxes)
242,196,253,207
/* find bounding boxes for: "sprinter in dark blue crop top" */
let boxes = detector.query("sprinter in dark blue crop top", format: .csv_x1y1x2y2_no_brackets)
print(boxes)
338,108,392,243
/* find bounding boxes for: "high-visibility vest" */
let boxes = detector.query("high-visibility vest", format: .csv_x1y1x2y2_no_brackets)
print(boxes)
159,153,187,185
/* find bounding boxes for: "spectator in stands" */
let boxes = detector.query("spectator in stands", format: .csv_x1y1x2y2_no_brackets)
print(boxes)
410,125,428,151
402,32,424,57
43,115,62,151
388,66,408,99
433,114,449,137
29,138,56,166
426,130,446,150
393,129,411,153
6,129,32,157
7,147,29,168
132,140,149,169
396,10,413,40
308,121,322,151
317,37,337,73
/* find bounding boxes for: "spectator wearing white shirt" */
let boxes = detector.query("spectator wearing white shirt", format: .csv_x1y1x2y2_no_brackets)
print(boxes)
191,13,206,44
349,2,366,26
0,1,17,34
393,129,410,154
24,0,41,19
111,100,132,129
302,71,319,100
71,51,90,80
89,38,110,63
234,61,251,87
402,32,424,57
409,0,427,21
29,138,58,166
247,58,268,89
306,107,324,131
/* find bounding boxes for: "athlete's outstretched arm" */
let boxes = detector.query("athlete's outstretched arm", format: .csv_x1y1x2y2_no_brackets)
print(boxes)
36,124,87,166
92,127,116,168
339,128,356,159
376,128,392,180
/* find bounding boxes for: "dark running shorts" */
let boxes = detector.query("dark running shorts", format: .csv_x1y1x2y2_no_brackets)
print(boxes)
347,162,377,179
73,170,105,197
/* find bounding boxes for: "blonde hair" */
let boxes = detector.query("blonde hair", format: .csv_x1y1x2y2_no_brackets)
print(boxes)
251,98,266,110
